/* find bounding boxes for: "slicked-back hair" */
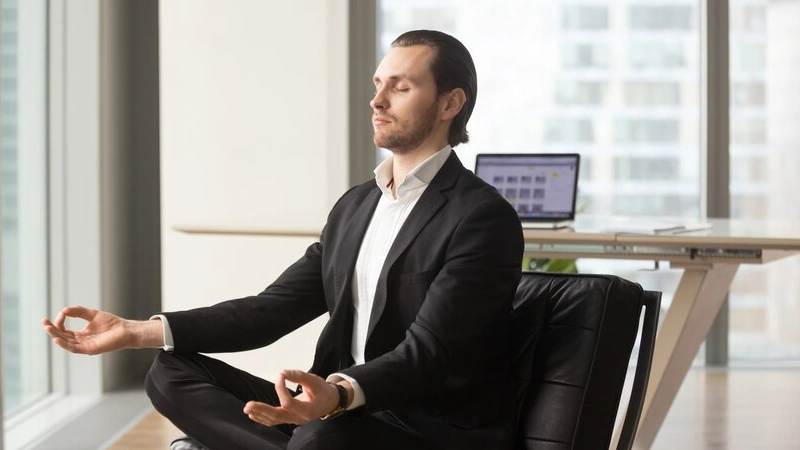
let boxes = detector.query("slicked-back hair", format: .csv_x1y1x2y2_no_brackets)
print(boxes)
392,30,477,147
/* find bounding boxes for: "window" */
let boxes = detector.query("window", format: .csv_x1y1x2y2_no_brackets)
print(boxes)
629,42,687,69
562,5,609,30
612,194,693,216
730,5,765,32
377,0,800,364
731,81,765,107
1,0,49,417
615,119,680,143
544,118,594,143
377,0,702,330
730,118,766,145
614,157,680,181
624,81,681,106
728,0,800,361
562,42,609,69
555,80,607,105
731,40,765,71
630,5,693,30
2,2,162,448
730,155,767,184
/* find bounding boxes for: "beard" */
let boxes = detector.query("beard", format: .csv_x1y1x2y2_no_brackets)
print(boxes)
373,102,439,155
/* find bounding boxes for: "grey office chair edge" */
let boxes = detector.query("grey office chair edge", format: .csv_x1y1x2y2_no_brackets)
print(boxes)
615,290,662,450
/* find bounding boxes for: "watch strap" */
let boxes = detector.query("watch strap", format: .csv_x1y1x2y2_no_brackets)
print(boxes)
320,383,348,420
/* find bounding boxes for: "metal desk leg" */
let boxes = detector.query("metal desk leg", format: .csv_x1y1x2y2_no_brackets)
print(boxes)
633,262,738,450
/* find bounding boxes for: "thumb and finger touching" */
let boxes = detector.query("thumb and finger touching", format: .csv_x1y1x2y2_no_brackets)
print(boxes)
244,370,333,427
42,307,123,355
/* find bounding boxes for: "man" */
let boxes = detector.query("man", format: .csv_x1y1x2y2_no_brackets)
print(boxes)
43,30,523,450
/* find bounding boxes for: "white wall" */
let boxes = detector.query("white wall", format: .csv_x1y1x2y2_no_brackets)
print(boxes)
160,0,348,380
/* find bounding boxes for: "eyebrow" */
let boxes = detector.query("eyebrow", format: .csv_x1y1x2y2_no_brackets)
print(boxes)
373,74,419,85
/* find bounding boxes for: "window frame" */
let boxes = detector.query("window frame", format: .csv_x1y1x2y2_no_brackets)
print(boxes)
2,0,50,428
4,1,153,448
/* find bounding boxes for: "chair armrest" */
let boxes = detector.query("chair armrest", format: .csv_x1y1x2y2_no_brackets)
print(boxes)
615,290,662,450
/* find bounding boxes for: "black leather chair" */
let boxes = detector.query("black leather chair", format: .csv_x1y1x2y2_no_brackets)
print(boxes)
512,272,661,450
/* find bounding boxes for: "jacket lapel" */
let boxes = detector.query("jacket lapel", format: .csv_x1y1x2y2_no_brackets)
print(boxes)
334,187,382,303
366,152,463,341
328,187,381,368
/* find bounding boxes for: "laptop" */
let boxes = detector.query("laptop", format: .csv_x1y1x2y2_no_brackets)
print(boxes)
474,153,580,229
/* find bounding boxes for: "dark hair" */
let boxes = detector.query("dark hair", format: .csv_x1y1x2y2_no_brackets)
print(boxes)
392,30,477,147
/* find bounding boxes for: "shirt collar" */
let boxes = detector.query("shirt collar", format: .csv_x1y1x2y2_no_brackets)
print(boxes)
374,145,452,199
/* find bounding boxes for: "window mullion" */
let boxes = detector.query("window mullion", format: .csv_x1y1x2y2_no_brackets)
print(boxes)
702,0,731,367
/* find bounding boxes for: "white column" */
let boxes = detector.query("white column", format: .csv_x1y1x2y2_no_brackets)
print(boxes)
766,0,800,352
159,0,349,380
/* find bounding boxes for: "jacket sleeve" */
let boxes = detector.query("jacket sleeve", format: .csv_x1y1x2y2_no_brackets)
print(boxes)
161,239,329,354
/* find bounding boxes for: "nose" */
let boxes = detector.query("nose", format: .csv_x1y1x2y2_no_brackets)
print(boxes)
370,87,387,110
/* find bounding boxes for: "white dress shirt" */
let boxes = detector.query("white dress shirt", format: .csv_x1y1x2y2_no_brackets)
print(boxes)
153,145,453,412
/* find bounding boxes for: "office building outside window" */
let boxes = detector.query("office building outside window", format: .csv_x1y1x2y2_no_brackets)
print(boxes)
1,0,49,417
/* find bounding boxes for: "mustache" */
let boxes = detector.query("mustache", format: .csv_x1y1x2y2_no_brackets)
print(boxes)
373,113,394,121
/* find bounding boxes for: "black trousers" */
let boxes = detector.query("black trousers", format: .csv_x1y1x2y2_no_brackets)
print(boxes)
145,352,435,450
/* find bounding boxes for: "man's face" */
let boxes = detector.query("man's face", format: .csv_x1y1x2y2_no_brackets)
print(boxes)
371,45,443,155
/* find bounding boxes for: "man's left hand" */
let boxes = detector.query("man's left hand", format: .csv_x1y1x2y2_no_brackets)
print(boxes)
243,369,341,426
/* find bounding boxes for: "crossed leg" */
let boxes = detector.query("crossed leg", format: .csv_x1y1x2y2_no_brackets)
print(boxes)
145,352,434,450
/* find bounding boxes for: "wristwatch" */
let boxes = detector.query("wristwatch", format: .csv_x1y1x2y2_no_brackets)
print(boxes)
320,383,348,420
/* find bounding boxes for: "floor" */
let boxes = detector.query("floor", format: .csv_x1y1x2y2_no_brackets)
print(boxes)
107,368,800,450
649,368,800,450
106,409,184,450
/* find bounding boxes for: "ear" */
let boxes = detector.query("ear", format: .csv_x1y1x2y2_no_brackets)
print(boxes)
439,88,466,121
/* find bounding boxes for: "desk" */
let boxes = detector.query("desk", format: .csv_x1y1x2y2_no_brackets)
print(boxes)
523,216,800,450
175,216,800,450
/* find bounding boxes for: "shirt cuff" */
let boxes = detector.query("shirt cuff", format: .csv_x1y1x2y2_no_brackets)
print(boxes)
327,372,365,410
150,314,175,352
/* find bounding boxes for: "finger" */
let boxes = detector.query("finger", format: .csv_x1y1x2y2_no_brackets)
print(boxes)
53,306,96,331
50,336,77,353
244,401,281,417
61,306,98,323
244,401,300,426
280,369,311,384
246,411,273,426
43,325,63,340
247,410,282,427
243,401,276,425
44,325,90,354
281,369,324,395
275,372,295,407
42,319,59,336
53,310,69,331
43,321,72,341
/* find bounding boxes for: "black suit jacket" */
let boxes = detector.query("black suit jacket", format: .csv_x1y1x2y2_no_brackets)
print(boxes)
164,152,524,450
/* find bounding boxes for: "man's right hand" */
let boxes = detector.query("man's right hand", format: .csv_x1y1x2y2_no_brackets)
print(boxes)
42,306,164,355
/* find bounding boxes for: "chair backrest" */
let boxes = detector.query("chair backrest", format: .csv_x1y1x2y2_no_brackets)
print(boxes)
511,272,661,450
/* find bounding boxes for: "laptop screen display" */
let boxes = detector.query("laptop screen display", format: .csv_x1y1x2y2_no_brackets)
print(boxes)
475,153,580,221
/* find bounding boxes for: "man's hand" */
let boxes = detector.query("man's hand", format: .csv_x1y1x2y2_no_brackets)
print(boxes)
243,370,351,426
42,306,164,355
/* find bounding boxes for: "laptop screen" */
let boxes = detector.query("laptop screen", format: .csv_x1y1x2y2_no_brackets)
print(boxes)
474,153,580,221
